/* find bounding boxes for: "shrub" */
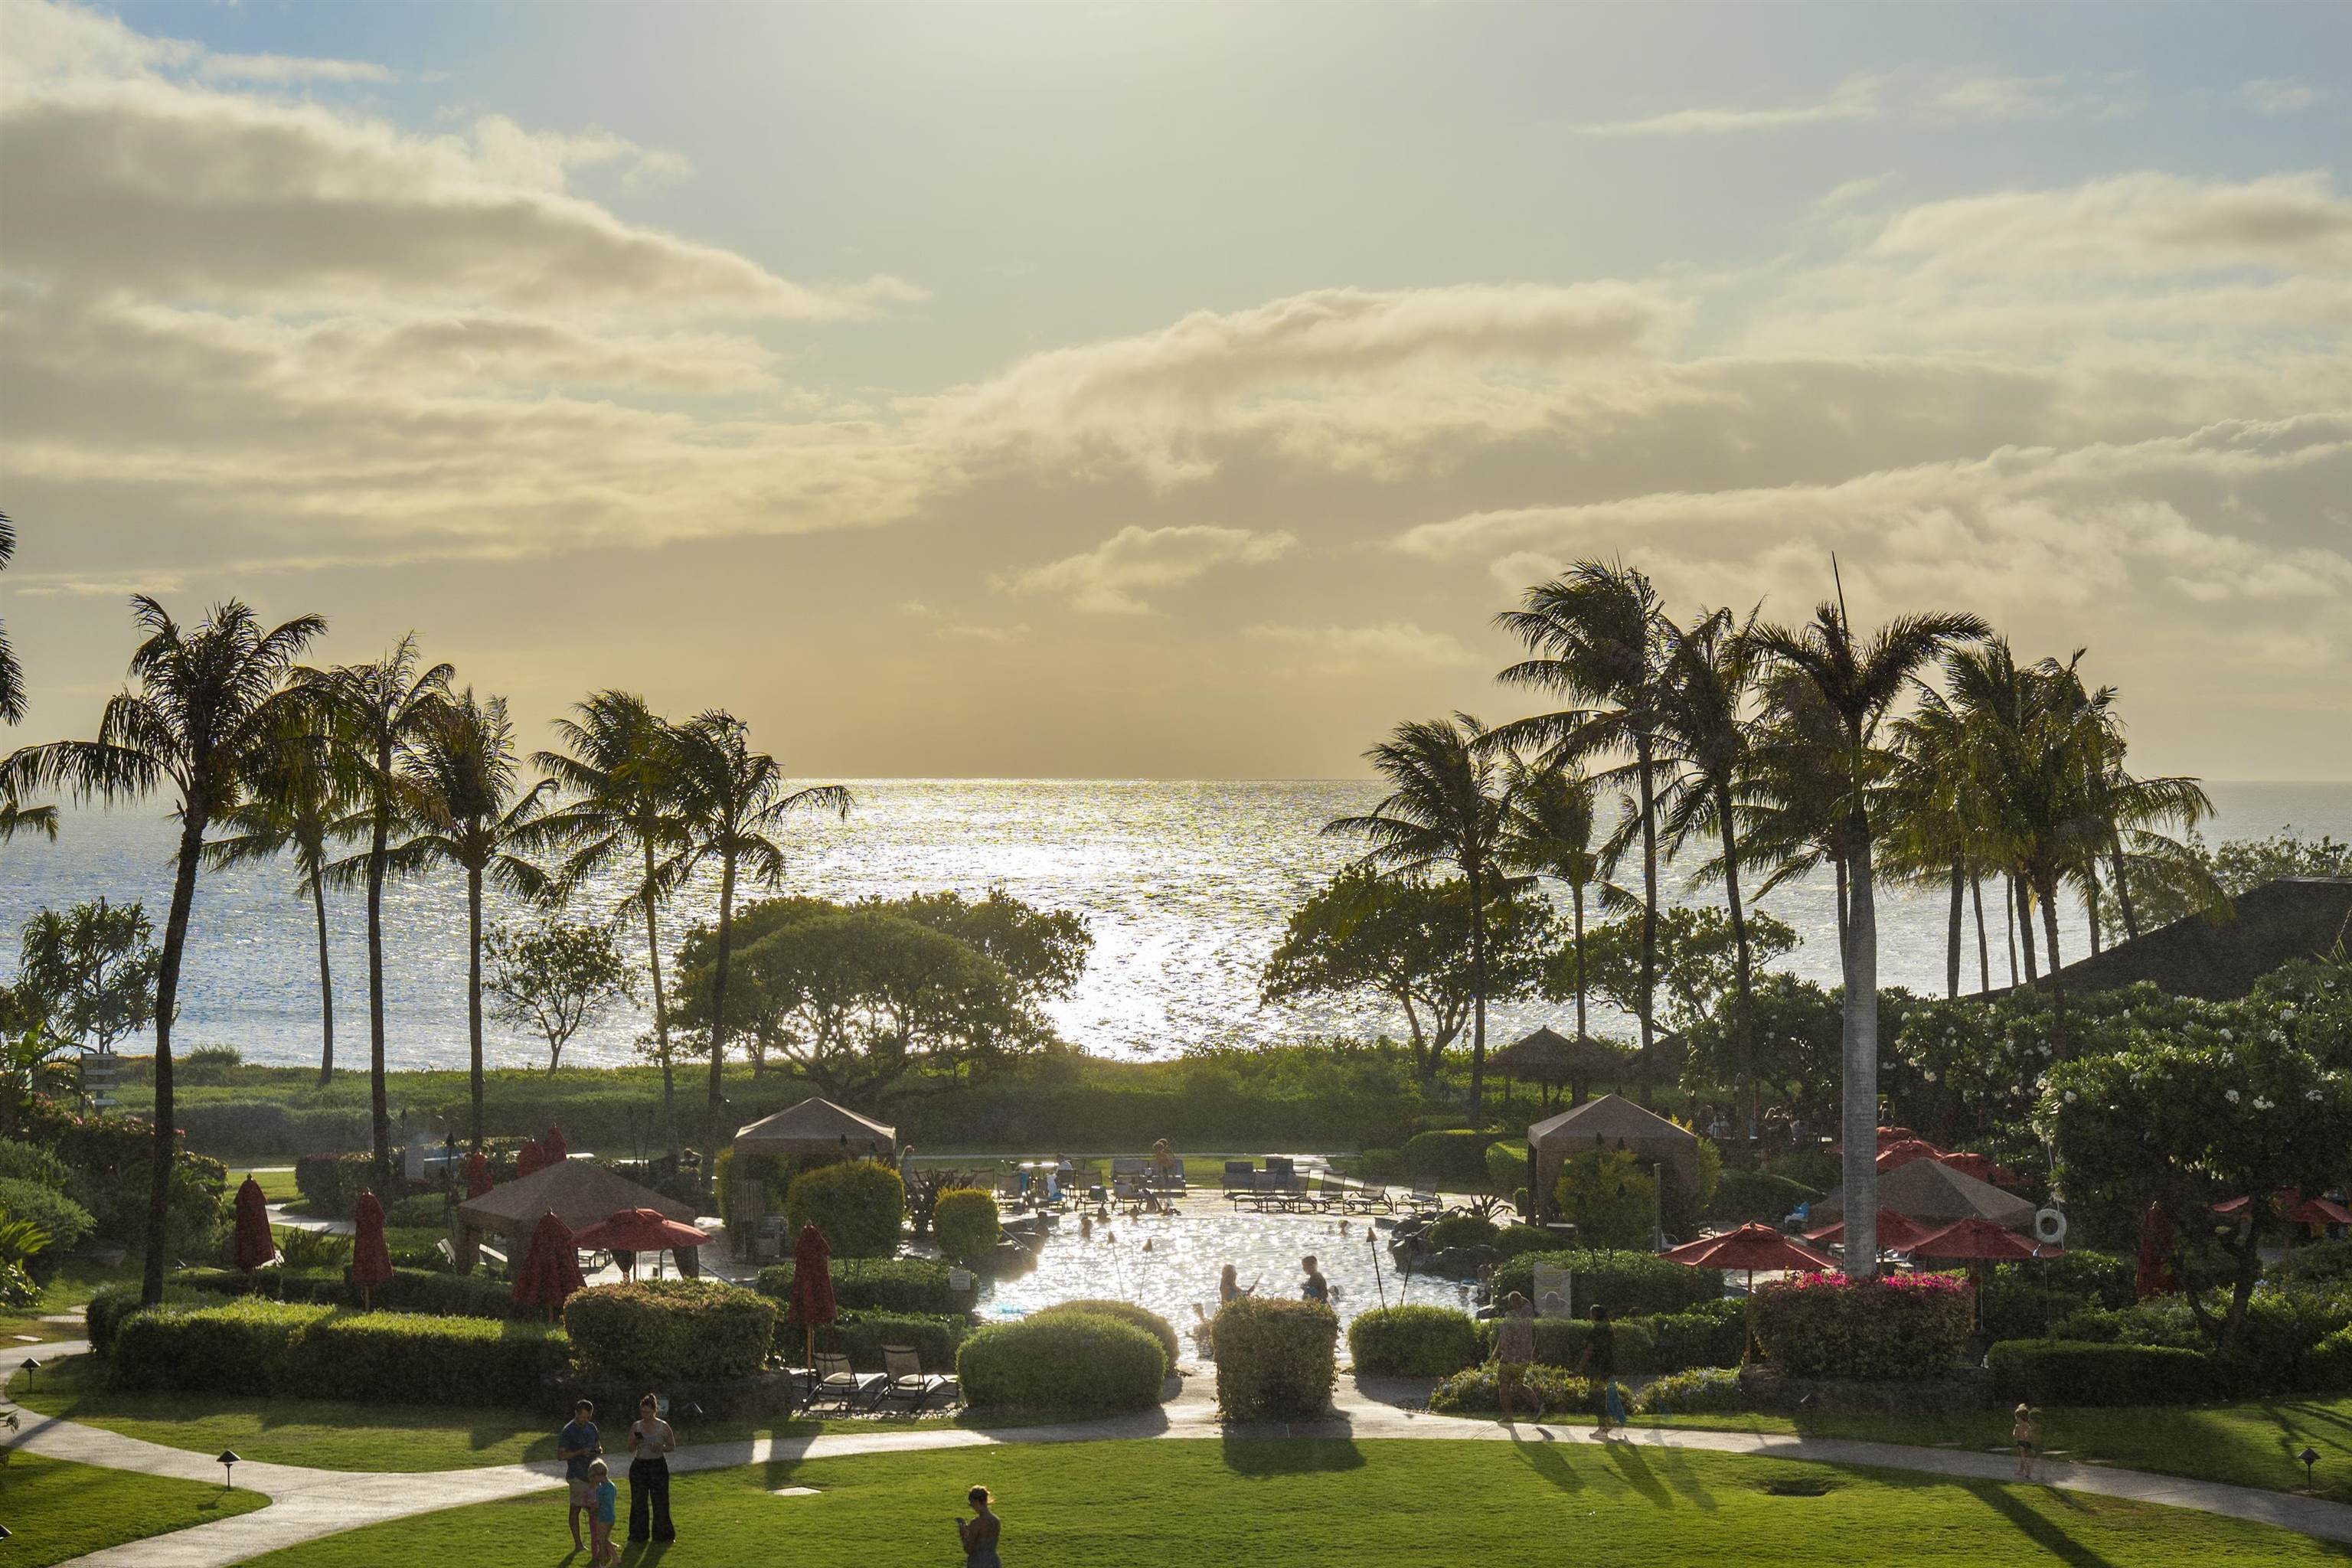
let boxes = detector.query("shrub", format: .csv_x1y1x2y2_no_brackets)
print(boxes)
1493,1225,1560,1258
1645,1299,1748,1370
112,1298,331,1393
2236,1286,2352,1393
1706,1168,1821,1224
165,1265,529,1321
1485,1141,1530,1198
957,1311,1165,1415
1347,1305,1480,1377
2287,1240,2352,1285
1978,1251,2135,1341
1424,1214,1500,1252
286,1312,570,1406
563,1279,777,1383
1633,1366,1746,1415
1488,1249,1724,1318
2311,1325,2352,1392
1473,1315,1656,1373
825,1310,971,1373
89,1282,190,1356
1401,1129,1494,1188
1552,1148,1656,1250
0,1176,95,1268
384,1191,449,1227
1213,1295,1338,1419
782,1161,904,1260
1750,1272,1974,1381
1426,1364,1595,1417
1034,1300,1179,1370
1354,1147,1406,1184
933,1188,1001,1265
0,1136,72,1189
1988,1340,2228,1406
756,1256,972,1316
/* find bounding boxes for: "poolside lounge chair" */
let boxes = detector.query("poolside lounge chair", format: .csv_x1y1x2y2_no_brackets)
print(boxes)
809,1351,885,1414
1152,1158,1188,1193
1345,1184,1398,1216
877,1344,955,1412
1404,1187,1443,1214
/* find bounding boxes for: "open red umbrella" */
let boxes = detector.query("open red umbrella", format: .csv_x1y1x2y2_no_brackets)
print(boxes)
463,1150,493,1200
351,1190,395,1309
1875,1138,1948,1173
2215,1190,2352,1227
787,1222,835,1366
233,1177,276,1285
573,1207,710,1253
511,1210,587,1321
2135,1202,2177,1300
1805,1207,1938,1253
1910,1216,2060,1261
1660,1223,1837,1292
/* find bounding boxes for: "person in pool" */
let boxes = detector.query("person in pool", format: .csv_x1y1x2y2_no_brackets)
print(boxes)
1220,1263,1260,1305
1299,1256,1330,1304
958,1485,1002,1567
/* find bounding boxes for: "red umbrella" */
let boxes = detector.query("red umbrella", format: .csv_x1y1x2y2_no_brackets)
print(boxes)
1909,1217,2060,1261
572,1208,710,1253
2135,1202,2177,1300
516,1137,545,1178
351,1190,396,1308
1660,1222,1837,1292
1876,1138,1948,1173
233,1177,276,1284
787,1222,836,1366
463,1150,493,1200
542,1124,569,1165
2215,1190,2352,1227
1805,1208,1939,1253
511,1210,587,1321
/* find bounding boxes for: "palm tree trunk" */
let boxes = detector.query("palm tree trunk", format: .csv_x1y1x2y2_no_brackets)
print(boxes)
143,813,206,1305
704,850,739,1204
2110,838,2141,940
1945,861,1965,1000
1715,784,1759,1142
1466,864,1489,1121
1571,880,1587,1038
1833,847,1850,957
2084,878,2103,957
2004,876,2020,986
2014,874,2039,984
1635,738,1659,1108
1841,808,1881,1280
367,746,391,1177
467,865,484,1150
309,872,335,1087
2039,874,2069,1056
1971,869,1991,993
641,845,680,1165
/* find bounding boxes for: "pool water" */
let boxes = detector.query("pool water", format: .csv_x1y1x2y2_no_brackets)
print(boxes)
967,1207,1479,1347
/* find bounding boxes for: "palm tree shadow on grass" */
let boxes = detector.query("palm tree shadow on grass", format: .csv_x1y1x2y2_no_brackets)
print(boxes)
1967,1481,2125,1568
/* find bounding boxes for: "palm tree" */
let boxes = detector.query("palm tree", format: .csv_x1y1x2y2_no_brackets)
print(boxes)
1501,757,1608,1041
1887,688,1994,999
1328,714,1514,1117
5,596,324,1303
203,691,342,1083
1492,560,1668,1100
0,513,56,848
394,690,553,1148
307,638,453,1175
1751,590,1986,1278
532,691,691,1159
670,711,850,1197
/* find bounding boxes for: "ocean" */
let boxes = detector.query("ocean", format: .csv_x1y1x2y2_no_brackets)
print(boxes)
2,780,2347,1073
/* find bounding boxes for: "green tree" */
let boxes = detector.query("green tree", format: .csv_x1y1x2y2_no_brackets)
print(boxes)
670,710,850,1193
5,595,325,1303
2122,829,2348,933
1750,592,1986,1276
485,920,634,1073
1326,715,1514,1116
395,690,554,1144
1552,1148,1655,1251
1561,904,1798,1042
307,636,453,1174
15,897,160,1053
891,889,1093,1011
0,514,55,849
1499,760,1611,1042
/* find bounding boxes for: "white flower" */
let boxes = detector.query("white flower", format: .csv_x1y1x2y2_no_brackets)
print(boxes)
2307,1089,2324,1102
2252,1097,2274,1112
2226,1089,2242,1104
2063,1089,2077,1103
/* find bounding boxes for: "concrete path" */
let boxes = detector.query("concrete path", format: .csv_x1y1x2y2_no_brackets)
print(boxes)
7,1341,2349,1566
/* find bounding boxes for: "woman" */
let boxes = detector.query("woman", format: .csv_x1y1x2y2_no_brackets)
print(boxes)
957,1485,1002,1567
1219,1264,1259,1305
626,1392,677,1543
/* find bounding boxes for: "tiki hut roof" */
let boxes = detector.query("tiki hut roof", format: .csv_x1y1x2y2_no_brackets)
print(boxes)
455,1158,694,1239
731,1096,897,1158
1489,1026,1631,1083
1994,877,2352,1004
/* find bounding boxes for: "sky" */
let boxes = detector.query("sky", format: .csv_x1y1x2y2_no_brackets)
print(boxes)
2,0,2347,780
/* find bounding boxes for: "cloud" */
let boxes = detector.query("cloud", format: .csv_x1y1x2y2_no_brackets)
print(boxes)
1244,621,1475,675
1573,71,1888,137
2243,78,2319,116
998,525,1298,615
1818,173,1900,210
198,53,394,84
935,622,1031,644
1570,70,2137,138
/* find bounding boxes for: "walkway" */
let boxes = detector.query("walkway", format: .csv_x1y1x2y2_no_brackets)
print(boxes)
6,1340,2348,1566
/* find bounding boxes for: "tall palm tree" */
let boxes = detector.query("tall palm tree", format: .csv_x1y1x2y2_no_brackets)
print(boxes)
1492,560,1668,1100
5,596,324,1303
307,638,453,1174
1887,688,1995,999
532,691,691,1159
1328,714,1514,1117
394,690,553,1148
203,690,342,1083
1751,592,1986,1278
1500,758,1607,1041
670,711,850,1197
0,513,56,848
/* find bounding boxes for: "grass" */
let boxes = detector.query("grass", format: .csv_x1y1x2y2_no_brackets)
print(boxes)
0,1450,267,1566
5,1354,962,1472
228,1166,302,1201
240,1440,2352,1566
0,1256,138,1344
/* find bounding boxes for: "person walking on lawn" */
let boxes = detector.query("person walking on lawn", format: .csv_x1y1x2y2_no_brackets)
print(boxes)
557,1398,603,1551
1495,1292,1537,1423
1581,1305,1625,1437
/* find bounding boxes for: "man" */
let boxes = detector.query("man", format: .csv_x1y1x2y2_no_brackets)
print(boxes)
557,1397,603,1551
1494,1291,1537,1423
1299,1255,1329,1304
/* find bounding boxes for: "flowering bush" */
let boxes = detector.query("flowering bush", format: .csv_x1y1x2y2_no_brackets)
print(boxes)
1749,1272,1974,1380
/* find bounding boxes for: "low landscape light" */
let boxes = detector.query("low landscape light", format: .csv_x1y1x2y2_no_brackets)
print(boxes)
2301,1446,2321,1488
18,1357,38,1390
0,1523,13,1540
219,1448,242,1488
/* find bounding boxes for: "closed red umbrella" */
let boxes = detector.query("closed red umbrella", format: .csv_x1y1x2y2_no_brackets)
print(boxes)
1805,1208,1939,1253
573,1208,710,1253
2135,1202,2177,1300
787,1222,835,1366
463,1150,493,1200
517,1137,545,1178
351,1190,395,1309
542,1124,569,1165
511,1210,586,1321
233,1177,276,1284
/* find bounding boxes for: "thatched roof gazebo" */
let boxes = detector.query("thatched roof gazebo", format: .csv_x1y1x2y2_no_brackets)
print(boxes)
1811,1153,2036,1232
455,1158,694,1240
1490,1026,1632,1109
1527,1093,1702,1223
731,1096,897,1161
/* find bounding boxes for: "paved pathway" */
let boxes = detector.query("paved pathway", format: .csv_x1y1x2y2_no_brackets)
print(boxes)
7,1340,2349,1566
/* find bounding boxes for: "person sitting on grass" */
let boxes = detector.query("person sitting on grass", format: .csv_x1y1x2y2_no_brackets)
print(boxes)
1494,1291,1537,1423
1300,1255,1330,1304
557,1397,603,1551
586,1459,619,1567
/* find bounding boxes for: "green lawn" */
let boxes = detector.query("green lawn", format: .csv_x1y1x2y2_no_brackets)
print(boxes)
0,1256,139,1344
5,1354,956,1472
240,1441,2352,1567
0,1450,267,1566
228,1167,302,1202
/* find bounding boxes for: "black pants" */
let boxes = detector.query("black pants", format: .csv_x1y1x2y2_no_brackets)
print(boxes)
629,1459,674,1542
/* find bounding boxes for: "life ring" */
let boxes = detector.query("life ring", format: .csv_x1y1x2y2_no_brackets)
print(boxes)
2033,1208,2068,1246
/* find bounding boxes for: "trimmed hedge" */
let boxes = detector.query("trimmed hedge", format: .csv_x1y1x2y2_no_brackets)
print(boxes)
756,1256,972,1317
1401,1129,1494,1188
825,1309,970,1372
1978,1251,2135,1342
167,1266,528,1321
1033,1300,1178,1370
1474,1315,1656,1374
933,1187,1001,1266
957,1311,1165,1415
1645,1300,1748,1371
783,1161,906,1261
563,1279,777,1383
108,1298,570,1405
1347,1305,1480,1377
1213,1295,1338,1419
1751,1272,1974,1381
1488,1249,1725,1318
1492,1225,1561,1259
1633,1366,1746,1415
1423,1214,1500,1252
1988,1340,2227,1406
112,1298,327,1393
88,1283,196,1357
1426,1364,1596,1416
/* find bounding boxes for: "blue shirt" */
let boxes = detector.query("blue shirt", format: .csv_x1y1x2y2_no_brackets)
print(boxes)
560,1420,599,1481
1302,1273,1328,1303
593,1479,617,1524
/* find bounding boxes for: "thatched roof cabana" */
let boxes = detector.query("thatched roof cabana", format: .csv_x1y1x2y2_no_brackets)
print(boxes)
455,1159,694,1240
1490,1026,1632,1107
731,1096,897,1161
1527,1093,1701,1223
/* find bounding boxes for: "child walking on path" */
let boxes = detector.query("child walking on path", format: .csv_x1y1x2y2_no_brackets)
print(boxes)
2014,1403,2040,1480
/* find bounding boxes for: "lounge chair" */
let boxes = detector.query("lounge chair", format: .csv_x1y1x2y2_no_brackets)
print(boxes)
1404,1187,1443,1214
877,1344,954,1412
808,1351,885,1414
1152,1158,1188,1193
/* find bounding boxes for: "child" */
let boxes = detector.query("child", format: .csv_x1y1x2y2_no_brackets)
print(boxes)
2012,1403,2039,1479
587,1459,619,1566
